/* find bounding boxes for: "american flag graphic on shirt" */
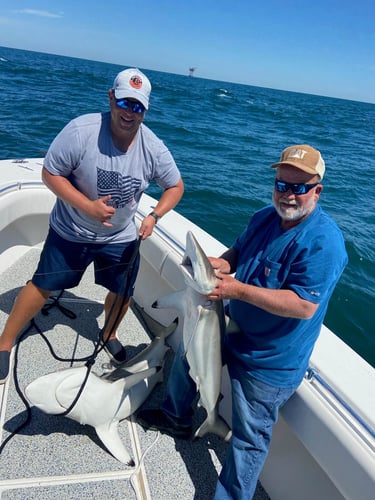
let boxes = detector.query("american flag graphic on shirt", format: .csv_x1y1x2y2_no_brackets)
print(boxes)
97,168,142,208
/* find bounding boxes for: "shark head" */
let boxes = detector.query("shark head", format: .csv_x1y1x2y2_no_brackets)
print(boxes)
180,231,219,295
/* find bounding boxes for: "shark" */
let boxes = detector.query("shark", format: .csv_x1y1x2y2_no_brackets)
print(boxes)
152,231,233,441
25,318,177,465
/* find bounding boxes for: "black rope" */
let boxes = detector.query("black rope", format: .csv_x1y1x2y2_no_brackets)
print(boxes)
98,236,142,347
41,289,77,319
0,237,142,453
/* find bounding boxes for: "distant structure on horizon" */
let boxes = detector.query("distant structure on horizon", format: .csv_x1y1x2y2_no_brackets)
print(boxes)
188,67,196,77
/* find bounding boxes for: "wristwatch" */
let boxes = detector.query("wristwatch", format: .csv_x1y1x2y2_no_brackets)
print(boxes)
148,211,161,224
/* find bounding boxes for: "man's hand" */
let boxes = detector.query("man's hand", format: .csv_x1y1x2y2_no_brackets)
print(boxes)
89,195,116,227
208,271,243,301
208,257,232,274
138,214,157,240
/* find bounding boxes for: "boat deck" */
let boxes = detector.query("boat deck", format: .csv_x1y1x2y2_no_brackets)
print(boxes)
0,246,269,499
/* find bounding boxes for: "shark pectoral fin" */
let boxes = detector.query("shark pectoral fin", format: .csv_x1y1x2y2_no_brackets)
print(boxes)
133,302,179,339
122,359,150,374
95,421,135,466
118,336,169,374
153,289,187,315
125,366,163,416
120,367,157,390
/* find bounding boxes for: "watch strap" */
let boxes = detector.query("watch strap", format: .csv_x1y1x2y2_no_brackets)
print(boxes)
148,211,161,224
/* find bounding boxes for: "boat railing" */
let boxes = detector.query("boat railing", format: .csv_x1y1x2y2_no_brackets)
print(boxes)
305,366,375,449
0,180,45,196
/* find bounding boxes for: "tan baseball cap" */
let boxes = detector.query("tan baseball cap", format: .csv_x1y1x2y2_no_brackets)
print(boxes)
271,144,325,180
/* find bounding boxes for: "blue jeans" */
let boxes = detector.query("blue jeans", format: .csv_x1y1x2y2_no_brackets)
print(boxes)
161,341,298,499
214,359,298,499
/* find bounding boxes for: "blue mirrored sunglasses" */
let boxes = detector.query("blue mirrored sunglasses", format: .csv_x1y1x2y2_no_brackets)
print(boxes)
115,97,145,114
275,179,320,195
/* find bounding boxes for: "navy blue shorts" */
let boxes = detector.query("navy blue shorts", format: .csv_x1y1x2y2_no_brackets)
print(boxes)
32,227,140,296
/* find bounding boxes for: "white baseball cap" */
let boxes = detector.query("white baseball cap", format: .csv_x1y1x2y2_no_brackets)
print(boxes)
112,68,151,110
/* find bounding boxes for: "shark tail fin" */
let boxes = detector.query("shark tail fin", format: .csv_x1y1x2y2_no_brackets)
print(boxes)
193,414,232,442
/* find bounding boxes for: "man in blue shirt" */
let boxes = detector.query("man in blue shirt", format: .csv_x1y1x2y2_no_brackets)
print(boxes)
137,144,348,499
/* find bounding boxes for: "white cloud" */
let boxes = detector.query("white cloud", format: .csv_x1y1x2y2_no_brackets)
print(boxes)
13,9,63,19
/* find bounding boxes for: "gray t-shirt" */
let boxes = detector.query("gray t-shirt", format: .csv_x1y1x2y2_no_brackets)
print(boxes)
44,112,181,243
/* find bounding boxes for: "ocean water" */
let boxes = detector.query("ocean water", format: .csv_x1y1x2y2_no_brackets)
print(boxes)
0,46,374,367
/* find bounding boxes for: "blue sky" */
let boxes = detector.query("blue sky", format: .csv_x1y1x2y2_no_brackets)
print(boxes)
0,0,374,103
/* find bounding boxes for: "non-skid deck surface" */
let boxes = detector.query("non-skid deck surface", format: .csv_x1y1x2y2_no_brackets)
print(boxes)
0,247,269,499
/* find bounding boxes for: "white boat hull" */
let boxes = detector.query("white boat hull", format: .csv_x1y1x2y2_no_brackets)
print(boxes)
1,158,374,499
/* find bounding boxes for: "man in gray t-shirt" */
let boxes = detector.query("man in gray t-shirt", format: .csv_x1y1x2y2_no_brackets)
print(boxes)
0,68,184,383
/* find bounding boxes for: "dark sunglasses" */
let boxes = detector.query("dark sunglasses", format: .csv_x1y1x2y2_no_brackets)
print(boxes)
274,179,320,195
114,96,145,114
